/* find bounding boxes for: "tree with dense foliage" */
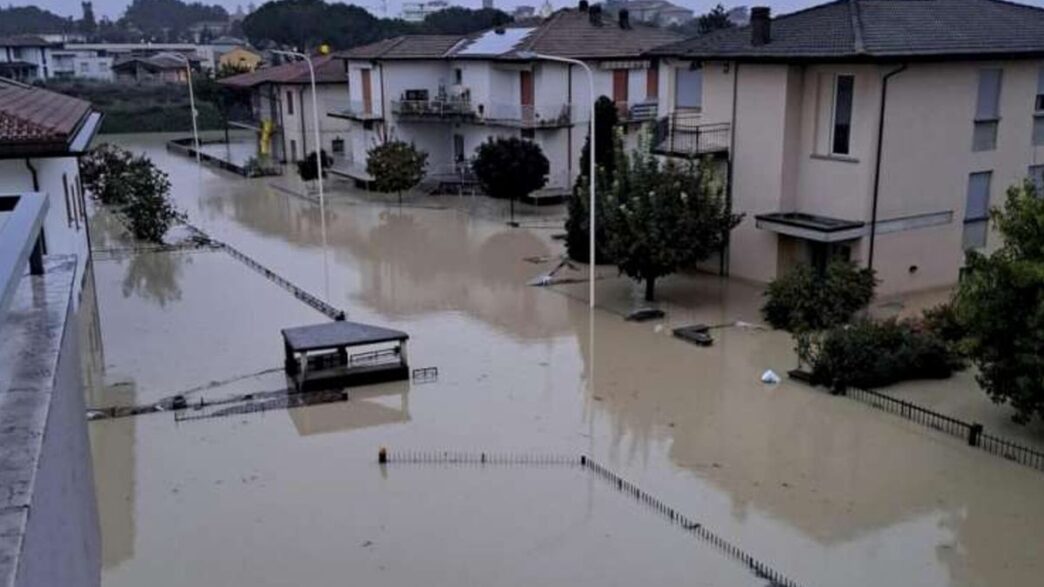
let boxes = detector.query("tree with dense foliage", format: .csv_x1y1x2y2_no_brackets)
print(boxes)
80,2,97,35
955,180,1044,424
0,7,73,35
296,150,333,184
366,140,429,205
81,144,183,242
603,141,742,302
472,137,549,224
242,0,511,50
762,260,877,332
122,0,228,40
698,4,734,35
566,96,619,263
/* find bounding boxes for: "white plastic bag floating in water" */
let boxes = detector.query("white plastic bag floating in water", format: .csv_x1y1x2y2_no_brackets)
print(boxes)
760,369,780,384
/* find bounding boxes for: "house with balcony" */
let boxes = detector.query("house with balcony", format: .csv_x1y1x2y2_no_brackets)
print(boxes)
0,36,59,81
220,55,350,165
331,4,679,192
651,0,1044,295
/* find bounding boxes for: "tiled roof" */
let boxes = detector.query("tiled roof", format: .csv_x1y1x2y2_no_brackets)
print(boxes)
654,0,1044,60
453,8,682,59
335,35,467,60
0,78,92,147
218,54,344,88
0,35,53,48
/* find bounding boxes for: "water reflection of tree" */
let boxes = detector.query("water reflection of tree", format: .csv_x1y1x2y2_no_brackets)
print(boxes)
121,251,189,307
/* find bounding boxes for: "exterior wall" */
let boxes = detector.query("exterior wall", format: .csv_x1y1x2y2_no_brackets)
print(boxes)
0,45,52,80
277,83,352,163
0,158,90,298
218,48,261,71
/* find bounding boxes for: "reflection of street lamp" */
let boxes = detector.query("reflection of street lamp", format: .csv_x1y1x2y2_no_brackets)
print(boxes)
273,46,332,301
518,51,596,308
272,47,329,211
171,53,201,165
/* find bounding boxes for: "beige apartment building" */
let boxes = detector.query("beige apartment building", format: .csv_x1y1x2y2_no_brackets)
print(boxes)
652,0,1044,295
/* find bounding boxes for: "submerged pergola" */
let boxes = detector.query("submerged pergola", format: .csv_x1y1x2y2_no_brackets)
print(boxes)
282,320,410,392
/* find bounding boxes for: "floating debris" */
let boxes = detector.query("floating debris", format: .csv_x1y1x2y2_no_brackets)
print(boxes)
761,369,781,384
673,325,713,346
626,308,665,322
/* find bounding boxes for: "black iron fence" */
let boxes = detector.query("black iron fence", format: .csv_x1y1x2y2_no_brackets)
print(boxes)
378,449,805,587
651,113,730,157
843,386,1044,472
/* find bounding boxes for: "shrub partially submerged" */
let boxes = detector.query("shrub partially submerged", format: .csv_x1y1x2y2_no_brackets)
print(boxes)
798,318,965,392
762,260,877,332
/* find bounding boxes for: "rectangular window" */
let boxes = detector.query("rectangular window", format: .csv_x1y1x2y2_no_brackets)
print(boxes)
286,90,294,115
646,66,658,100
973,120,999,151
674,67,701,110
290,139,297,162
1029,164,1044,194
831,74,854,155
454,68,463,85
963,171,992,250
1035,67,1044,112
975,68,1002,120
1033,117,1044,147
612,69,629,104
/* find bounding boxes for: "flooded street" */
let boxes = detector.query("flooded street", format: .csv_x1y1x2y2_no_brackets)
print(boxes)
87,133,1044,587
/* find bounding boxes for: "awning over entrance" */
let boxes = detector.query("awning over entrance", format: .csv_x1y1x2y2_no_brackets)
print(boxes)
754,212,865,243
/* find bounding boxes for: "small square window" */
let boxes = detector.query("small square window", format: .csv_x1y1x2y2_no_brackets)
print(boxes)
972,120,997,151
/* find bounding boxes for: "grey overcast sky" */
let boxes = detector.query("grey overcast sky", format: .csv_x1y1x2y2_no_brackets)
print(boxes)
16,0,1044,21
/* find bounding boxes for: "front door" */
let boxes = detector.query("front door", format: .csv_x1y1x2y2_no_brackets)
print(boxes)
519,70,534,124
361,69,372,114
613,69,629,116
453,134,465,163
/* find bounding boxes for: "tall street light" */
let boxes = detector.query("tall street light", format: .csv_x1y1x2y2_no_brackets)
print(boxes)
520,51,596,308
171,53,201,165
273,47,332,302
272,48,328,211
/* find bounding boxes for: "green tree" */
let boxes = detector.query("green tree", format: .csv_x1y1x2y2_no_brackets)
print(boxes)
566,96,619,263
472,137,549,224
122,0,228,41
762,260,877,332
604,141,742,302
80,2,97,35
366,140,429,205
421,7,511,34
956,180,1044,424
698,4,734,35
82,144,183,242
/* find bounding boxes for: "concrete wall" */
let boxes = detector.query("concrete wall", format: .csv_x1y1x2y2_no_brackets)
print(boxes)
276,83,352,162
0,157,90,300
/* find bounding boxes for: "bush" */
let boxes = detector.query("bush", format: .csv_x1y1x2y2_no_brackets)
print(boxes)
762,260,877,332
798,318,964,392
472,137,549,201
366,140,428,202
82,143,184,243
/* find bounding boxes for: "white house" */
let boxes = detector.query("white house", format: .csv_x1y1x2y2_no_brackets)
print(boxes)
331,5,679,192
220,55,352,164
651,0,1044,295
0,78,103,296
0,36,58,81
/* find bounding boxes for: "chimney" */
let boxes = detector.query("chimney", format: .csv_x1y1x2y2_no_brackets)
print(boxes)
618,8,630,29
589,4,602,25
750,6,771,46
578,0,589,11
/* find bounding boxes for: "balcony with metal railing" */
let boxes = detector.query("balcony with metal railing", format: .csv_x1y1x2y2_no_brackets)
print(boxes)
329,100,383,122
651,112,730,157
484,102,573,129
617,100,659,123
392,99,477,121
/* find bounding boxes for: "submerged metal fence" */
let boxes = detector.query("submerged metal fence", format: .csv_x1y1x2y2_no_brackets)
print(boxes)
843,386,1044,473
379,449,804,587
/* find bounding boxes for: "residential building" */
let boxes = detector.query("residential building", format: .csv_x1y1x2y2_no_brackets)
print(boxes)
513,5,537,19
0,35,59,81
67,44,220,72
218,46,263,72
219,55,351,164
402,0,451,22
49,48,115,81
111,53,195,83
0,79,102,587
651,0,1044,295
0,78,102,289
331,6,679,192
617,0,695,27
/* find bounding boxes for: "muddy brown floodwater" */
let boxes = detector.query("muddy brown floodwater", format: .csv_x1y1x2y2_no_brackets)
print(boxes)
85,133,1044,587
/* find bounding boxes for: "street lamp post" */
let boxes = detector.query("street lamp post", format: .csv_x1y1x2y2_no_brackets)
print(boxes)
172,53,201,164
521,51,596,308
272,49,325,211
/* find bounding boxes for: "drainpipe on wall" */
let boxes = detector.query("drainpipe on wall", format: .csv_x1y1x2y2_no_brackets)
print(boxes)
721,61,739,277
24,158,39,191
867,63,907,273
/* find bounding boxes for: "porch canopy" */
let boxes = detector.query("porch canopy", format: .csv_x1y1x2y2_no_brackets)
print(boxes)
282,320,408,354
281,320,411,392
755,212,865,243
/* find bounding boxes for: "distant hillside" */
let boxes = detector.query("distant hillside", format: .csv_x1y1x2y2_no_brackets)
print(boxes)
0,6,73,35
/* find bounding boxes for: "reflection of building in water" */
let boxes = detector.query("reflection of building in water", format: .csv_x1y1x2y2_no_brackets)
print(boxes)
289,381,410,435
200,185,574,340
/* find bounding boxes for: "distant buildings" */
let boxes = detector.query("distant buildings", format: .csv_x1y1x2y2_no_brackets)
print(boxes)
513,5,536,19
401,0,451,22
0,35,57,81
218,46,262,72
610,0,694,27
111,52,195,83
482,0,494,9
